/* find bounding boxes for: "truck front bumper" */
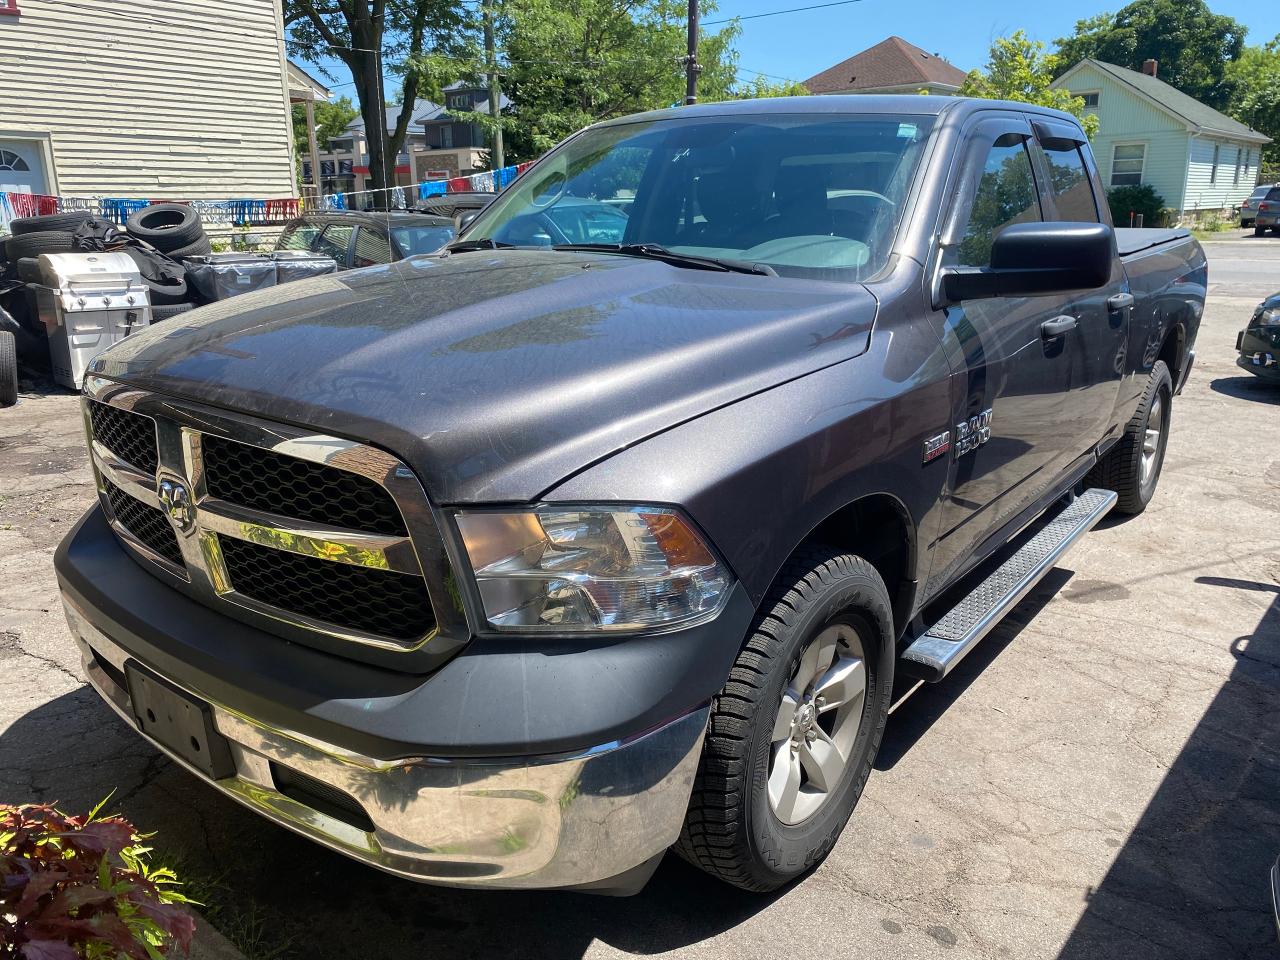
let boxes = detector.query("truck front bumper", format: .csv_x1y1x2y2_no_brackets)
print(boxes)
66,598,707,891
54,507,755,892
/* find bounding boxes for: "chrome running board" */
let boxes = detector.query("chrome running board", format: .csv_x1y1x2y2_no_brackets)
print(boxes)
902,487,1118,682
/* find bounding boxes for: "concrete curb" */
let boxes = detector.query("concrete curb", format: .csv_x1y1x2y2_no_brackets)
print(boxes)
187,913,247,960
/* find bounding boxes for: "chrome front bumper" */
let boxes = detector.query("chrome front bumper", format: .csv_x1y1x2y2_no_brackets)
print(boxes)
66,599,708,891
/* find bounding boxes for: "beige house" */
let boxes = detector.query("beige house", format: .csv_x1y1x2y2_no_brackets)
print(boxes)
0,0,297,200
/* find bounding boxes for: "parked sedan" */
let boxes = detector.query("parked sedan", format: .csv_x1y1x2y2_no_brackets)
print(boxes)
1248,185,1280,236
276,211,455,268
1241,184,1279,228
1236,292,1280,381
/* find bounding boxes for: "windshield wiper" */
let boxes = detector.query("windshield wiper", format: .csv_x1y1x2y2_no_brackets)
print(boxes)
445,237,516,253
552,243,777,276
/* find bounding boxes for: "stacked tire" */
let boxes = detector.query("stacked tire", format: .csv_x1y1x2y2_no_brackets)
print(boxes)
2,212,95,263
125,203,211,259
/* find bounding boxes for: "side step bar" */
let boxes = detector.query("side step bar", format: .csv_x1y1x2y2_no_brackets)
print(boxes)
901,487,1118,682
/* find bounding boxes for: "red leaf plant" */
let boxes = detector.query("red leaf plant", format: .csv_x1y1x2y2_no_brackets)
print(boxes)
0,798,195,960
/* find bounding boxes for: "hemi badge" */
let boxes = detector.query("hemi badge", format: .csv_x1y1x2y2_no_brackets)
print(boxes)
922,431,951,463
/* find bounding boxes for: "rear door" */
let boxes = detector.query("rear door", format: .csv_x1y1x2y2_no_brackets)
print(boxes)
351,226,394,267
1030,124,1128,454
927,115,1078,586
312,224,356,268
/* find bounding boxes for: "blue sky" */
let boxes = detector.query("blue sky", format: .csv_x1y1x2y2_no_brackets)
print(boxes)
728,0,1280,85
305,0,1280,101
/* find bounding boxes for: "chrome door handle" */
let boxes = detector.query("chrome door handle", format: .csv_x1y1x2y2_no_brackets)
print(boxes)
1107,292,1135,311
1041,315,1078,340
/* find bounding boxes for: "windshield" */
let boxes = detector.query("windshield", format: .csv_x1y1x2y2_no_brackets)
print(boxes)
466,113,934,281
391,224,455,256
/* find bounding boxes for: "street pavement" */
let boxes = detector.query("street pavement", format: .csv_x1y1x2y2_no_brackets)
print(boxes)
1,231,1278,959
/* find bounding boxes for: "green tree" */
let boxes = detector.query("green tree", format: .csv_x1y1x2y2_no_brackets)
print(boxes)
1226,35,1280,166
291,95,360,158
1054,0,1247,111
724,74,809,100
498,0,740,160
959,31,1099,137
285,0,475,201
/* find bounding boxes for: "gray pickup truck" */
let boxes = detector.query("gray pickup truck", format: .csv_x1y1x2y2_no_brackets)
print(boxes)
56,96,1205,895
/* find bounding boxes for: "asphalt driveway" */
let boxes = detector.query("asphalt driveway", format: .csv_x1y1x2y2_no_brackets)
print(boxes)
2,234,1278,959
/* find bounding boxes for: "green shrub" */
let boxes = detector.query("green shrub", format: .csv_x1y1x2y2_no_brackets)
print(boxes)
0,799,195,959
1107,184,1166,227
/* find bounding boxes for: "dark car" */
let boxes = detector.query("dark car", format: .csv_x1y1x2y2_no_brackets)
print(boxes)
413,191,496,226
60,96,1205,897
1241,183,1279,229
275,210,454,268
1236,292,1280,380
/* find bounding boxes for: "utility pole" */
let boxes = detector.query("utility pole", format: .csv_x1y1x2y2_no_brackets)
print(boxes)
482,0,505,172
684,0,700,105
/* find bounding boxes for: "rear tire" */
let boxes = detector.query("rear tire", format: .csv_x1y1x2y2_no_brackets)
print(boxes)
1086,360,1172,516
676,548,894,892
0,331,18,407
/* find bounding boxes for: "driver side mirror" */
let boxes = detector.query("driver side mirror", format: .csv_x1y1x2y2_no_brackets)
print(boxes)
455,210,480,232
942,221,1114,302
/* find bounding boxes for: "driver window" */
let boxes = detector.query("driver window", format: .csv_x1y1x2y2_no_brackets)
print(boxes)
955,137,1040,268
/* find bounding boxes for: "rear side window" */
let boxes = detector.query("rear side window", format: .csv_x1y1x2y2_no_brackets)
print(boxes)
954,136,1040,268
1041,145,1099,222
278,223,320,251
314,225,355,262
352,227,393,267
1268,188,1280,201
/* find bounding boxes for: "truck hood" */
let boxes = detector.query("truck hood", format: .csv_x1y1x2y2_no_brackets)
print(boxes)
92,250,879,502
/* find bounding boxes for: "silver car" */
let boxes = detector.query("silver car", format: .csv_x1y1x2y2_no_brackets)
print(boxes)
1241,183,1279,228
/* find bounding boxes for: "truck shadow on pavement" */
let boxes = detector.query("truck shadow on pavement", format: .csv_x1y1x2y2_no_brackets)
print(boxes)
1209,376,1280,405
1055,574,1280,960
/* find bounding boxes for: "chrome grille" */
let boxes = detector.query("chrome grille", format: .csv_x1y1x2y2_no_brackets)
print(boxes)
82,377,451,657
102,478,185,568
201,434,407,536
88,401,158,474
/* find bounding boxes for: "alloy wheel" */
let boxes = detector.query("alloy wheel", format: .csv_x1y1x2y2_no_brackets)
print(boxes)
767,622,868,825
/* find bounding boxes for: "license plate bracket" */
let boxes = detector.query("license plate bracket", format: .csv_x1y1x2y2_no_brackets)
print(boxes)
125,662,235,780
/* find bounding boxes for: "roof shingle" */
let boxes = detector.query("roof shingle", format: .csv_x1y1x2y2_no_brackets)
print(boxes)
1062,59,1270,143
803,36,967,95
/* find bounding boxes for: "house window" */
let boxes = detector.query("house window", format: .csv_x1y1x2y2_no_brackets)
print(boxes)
1079,92,1100,116
447,93,470,111
441,124,453,149
0,150,30,171
1110,144,1145,186
1234,147,1243,186
1210,143,1219,183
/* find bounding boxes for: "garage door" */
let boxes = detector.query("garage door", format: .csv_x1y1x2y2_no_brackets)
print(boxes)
0,140,49,195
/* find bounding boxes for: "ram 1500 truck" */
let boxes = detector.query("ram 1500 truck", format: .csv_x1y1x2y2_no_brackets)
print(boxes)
55,96,1205,895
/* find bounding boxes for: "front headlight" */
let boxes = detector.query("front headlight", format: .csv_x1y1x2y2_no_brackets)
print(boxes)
454,505,732,632
1259,307,1280,328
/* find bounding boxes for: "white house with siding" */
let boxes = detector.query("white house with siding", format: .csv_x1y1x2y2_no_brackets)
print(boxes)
1052,58,1270,220
0,0,297,202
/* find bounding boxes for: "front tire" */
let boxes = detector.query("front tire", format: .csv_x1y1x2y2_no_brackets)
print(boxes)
1087,360,1172,515
676,548,894,891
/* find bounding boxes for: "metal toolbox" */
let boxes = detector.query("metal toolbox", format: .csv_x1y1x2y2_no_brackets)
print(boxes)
34,252,152,390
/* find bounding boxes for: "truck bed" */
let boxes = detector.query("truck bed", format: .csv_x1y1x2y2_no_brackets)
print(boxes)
1115,227,1193,259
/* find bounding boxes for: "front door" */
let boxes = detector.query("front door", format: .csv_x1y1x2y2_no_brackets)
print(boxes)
0,139,49,195
926,117,1078,594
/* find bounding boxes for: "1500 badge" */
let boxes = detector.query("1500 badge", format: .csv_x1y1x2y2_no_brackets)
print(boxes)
954,408,993,458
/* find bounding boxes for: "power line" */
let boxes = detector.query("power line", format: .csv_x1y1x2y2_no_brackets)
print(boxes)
704,0,864,26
